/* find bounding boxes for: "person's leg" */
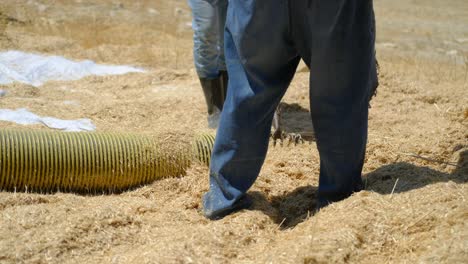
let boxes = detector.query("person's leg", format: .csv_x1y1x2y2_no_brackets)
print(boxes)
215,0,228,73
203,0,300,219
188,0,219,79
188,0,225,127
213,0,229,112
291,0,376,208
369,9,379,103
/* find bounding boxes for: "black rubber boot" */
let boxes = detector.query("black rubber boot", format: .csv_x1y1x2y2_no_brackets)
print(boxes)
199,78,219,115
199,77,222,128
200,72,229,128
218,70,229,108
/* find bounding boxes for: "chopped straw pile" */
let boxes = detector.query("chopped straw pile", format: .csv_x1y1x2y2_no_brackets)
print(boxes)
0,0,467,263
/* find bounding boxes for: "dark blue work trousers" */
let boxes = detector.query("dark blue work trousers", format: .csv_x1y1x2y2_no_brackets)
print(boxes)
203,0,377,218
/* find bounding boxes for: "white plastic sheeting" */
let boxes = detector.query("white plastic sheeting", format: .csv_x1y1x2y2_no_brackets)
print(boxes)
0,108,96,132
0,50,144,86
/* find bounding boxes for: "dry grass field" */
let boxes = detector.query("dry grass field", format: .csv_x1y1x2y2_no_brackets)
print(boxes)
0,0,467,263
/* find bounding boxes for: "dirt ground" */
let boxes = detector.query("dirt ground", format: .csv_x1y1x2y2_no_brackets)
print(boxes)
0,0,467,263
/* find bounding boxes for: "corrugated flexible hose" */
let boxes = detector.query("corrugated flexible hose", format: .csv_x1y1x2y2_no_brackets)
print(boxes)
0,129,215,193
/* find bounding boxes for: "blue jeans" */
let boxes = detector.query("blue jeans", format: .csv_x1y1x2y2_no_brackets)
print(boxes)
203,0,377,218
188,0,228,79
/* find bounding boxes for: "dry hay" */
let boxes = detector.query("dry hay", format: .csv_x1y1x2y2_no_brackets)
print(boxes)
0,0,467,263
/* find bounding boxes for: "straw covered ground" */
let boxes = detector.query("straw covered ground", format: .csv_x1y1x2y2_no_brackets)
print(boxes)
0,0,467,263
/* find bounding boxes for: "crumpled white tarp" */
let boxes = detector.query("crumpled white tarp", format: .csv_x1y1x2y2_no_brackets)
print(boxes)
0,50,144,86
0,108,96,132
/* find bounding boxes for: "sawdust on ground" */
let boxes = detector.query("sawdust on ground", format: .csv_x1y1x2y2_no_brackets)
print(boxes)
0,0,467,263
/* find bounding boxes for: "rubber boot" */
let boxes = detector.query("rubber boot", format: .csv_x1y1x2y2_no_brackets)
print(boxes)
218,70,229,108
199,78,221,128
211,71,228,112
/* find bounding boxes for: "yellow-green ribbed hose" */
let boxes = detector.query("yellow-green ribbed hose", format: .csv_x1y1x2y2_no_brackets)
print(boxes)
0,129,214,193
